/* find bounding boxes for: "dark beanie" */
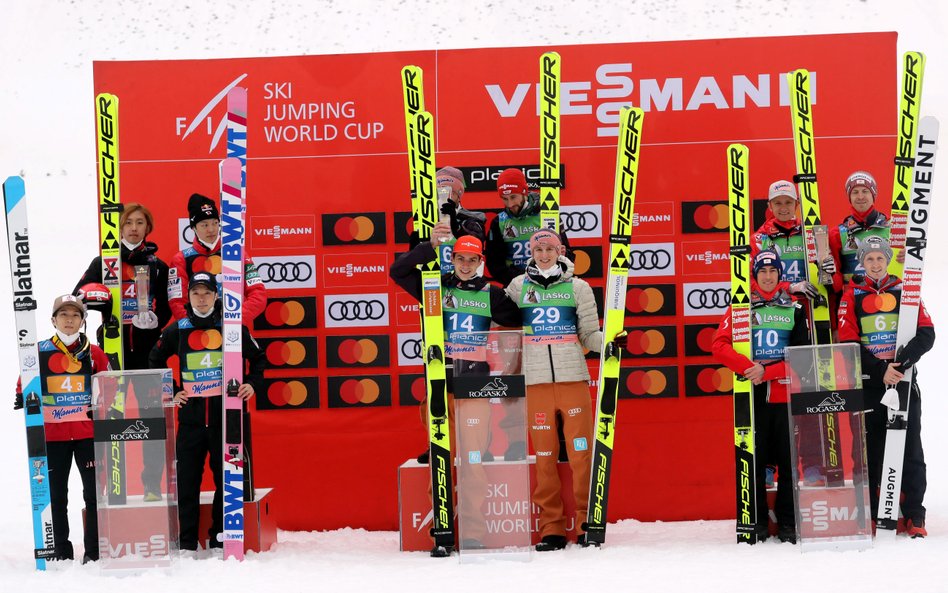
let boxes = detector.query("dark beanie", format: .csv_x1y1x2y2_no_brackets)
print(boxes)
188,193,219,227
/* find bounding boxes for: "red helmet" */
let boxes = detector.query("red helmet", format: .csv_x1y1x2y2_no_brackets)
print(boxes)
77,282,113,315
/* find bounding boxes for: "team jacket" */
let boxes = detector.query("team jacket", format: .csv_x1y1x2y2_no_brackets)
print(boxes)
17,334,110,441
389,241,522,371
168,236,267,323
505,257,601,386
837,273,935,390
406,206,486,275
751,218,809,285
74,240,172,362
828,208,889,287
148,303,266,427
712,281,809,403
485,192,573,286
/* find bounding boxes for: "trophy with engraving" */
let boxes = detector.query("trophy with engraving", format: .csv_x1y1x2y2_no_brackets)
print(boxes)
92,369,178,572
450,329,530,562
785,343,871,552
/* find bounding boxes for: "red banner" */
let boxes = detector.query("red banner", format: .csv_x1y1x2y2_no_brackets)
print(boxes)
93,32,897,531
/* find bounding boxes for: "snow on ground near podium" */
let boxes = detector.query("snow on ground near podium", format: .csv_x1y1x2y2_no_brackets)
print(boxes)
2,520,947,591
2,1,948,591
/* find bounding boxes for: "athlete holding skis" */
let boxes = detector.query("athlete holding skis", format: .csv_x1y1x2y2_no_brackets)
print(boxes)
15,295,110,563
837,237,934,537
505,230,609,551
828,171,897,288
712,250,809,544
390,235,520,555
149,272,265,553
168,193,267,323
73,203,171,500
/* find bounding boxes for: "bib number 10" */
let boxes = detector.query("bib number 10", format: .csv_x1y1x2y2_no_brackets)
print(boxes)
754,329,779,348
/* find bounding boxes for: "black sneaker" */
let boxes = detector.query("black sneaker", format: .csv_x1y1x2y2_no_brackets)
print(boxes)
777,524,797,544
504,441,527,461
417,449,430,464
535,535,567,552
429,545,452,558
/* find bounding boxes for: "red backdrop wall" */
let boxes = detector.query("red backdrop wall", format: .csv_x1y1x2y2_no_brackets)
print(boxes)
92,32,897,531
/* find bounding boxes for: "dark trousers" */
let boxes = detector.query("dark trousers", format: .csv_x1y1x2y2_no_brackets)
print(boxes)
46,438,98,560
754,392,794,528
864,381,926,522
176,417,254,550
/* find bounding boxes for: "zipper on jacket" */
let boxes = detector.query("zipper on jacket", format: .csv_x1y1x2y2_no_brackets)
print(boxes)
547,345,556,382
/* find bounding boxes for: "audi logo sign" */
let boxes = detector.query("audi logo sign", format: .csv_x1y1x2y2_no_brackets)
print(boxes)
683,281,731,316
558,205,602,239
178,218,195,251
253,255,317,290
397,332,423,366
323,293,389,328
627,242,675,278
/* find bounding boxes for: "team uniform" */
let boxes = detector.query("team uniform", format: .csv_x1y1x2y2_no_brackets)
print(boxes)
829,172,888,289
751,218,808,285
390,238,521,547
504,235,601,550
838,271,935,533
149,286,265,551
712,252,809,542
168,193,267,323
485,194,572,286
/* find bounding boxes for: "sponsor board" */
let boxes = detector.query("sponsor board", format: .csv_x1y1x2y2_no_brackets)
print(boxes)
258,376,319,410
628,241,675,278
396,332,423,367
323,293,389,328
559,204,602,239
327,375,392,408
250,214,317,249
253,255,316,290
681,239,730,277
322,252,388,288
325,334,391,368
683,281,730,316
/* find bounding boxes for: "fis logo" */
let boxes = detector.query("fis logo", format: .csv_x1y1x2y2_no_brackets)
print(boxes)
175,75,249,153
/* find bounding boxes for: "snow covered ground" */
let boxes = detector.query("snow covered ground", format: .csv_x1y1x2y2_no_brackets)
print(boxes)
2,0,948,590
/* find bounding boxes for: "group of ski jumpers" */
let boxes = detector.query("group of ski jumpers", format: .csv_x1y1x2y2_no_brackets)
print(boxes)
10,164,934,562
713,172,934,543
15,196,267,562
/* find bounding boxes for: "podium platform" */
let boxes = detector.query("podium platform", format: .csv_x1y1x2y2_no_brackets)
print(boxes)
398,458,577,552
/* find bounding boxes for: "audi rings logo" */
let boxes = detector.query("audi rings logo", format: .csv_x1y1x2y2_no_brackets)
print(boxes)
559,205,601,238
628,242,675,277
253,255,316,290
398,333,423,366
178,218,196,250
683,282,731,316
324,293,389,328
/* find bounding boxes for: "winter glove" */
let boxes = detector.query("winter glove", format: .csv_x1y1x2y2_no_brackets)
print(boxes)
439,199,458,219
131,310,159,330
894,345,918,371
789,281,820,299
14,391,23,411
820,256,837,276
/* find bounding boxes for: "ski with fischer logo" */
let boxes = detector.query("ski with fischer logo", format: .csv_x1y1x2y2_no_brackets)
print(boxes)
539,51,561,234
3,176,56,569
787,69,844,485
583,106,643,546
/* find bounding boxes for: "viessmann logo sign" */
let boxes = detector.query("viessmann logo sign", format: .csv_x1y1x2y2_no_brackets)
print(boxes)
250,215,317,250
322,252,388,288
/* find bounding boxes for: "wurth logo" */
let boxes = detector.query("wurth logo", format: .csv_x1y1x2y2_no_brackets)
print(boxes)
175,74,248,152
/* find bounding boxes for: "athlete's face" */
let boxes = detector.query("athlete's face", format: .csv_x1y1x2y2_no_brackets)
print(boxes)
53,307,84,334
189,285,217,315
452,252,481,281
194,218,220,244
849,187,874,214
122,210,150,244
862,252,890,280
502,193,526,215
756,265,780,292
768,195,798,222
532,242,560,271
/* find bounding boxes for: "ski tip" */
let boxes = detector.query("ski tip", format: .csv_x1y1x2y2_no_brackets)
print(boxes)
227,85,248,111
3,175,25,211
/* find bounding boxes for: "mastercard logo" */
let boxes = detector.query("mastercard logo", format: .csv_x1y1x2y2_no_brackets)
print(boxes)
264,300,307,327
861,292,898,314
47,352,82,374
190,255,222,275
625,369,669,396
333,216,376,242
339,378,382,405
696,367,733,393
696,327,716,354
337,338,381,364
626,287,665,314
573,250,591,276
692,204,729,230
266,380,310,406
265,340,308,366
188,329,222,350
408,376,426,403
624,329,666,356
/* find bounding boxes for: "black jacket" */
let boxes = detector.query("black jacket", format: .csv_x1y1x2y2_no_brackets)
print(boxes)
148,303,266,427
